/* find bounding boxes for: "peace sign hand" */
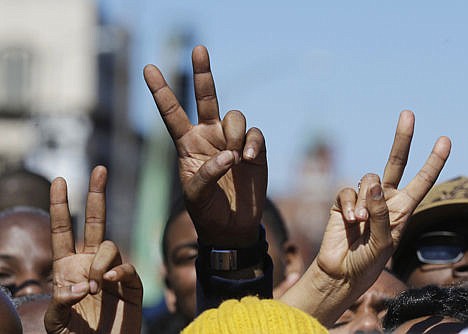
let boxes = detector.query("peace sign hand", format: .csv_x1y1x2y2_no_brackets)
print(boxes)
144,46,267,248
280,111,450,327
348,110,452,246
44,166,142,334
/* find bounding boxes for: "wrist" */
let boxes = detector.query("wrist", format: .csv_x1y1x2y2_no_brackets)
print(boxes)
197,227,259,248
197,225,268,275
280,260,352,328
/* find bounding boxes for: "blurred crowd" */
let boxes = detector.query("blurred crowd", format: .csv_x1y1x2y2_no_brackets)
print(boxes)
0,45,467,334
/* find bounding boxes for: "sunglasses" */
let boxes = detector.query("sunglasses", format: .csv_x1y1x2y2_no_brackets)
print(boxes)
416,231,466,265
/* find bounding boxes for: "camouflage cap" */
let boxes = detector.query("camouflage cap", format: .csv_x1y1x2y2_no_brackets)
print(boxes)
392,177,468,280
412,176,468,216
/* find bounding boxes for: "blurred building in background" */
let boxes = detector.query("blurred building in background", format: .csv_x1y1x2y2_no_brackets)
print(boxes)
276,138,337,266
0,0,96,222
89,21,142,255
0,0,142,257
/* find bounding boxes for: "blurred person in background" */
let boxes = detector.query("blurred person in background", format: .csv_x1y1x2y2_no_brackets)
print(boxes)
0,168,51,212
330,269,407,334
0,285,22,334
15,294,50,334
0,206,53,297
145,197,304,333
392,177,468,288
382,285,468,333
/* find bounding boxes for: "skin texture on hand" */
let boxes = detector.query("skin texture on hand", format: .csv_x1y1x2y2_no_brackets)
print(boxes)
280,111,451,327
44,166,143,334
144,45,267,248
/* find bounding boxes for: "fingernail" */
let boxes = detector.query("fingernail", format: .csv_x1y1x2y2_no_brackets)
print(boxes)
246,148,255,159
358,208,368,220
232,150,241,165
347,208,356,221
216,151,233,166
370,184,383,200
104,270,117,280
89,280,98,294
71,281,88,294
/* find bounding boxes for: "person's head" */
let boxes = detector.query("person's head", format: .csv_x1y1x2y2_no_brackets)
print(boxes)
161,197,302,320
392,177,468,287
0,168,51,211
15,293,51,334
161,198,198,321
182,296,328,334
382,285,468,333
0,286,22,334
330,269,407,334
0,206,53,297
262,198,303,290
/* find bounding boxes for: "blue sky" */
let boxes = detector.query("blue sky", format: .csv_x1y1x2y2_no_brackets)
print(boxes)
100,1,468,194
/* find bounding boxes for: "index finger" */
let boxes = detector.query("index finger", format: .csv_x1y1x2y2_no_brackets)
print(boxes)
144,64,192,141
50,177,75,261
192,45,220,124
83,166,107,253
382,110,415,190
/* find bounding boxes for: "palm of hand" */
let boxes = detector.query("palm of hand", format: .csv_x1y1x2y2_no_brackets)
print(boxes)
144,46,268,247
384,188,415,242
317,110,451,283
52,254,101,333
317,209,392,283
46,168,143,334
177,124,266,246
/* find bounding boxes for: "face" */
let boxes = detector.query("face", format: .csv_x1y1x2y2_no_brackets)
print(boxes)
330,271,407,334
406,231,468,288
164,210,302,319
164,211,198,320
17,297,50,334
0,288,22,334
0,212,53,297
264,224,286,287
393,315,465,334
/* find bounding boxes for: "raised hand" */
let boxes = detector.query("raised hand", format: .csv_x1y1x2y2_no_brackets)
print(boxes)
44,166,142,334
343,110,452,246
144,46,267,248
280,111,451,327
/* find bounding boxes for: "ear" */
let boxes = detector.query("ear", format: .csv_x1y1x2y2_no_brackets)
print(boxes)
282,240,304,276
272,241,305,299
164,288,177,313
161,264,177,313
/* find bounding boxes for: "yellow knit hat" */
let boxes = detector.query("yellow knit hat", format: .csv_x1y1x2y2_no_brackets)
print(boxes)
182,296,328,334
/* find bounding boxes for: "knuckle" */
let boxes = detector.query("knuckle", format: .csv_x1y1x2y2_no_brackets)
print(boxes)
85,216,105,225
51,220,71,233
122,263,136,275
362,173,380,182
371,204,389,219
100,240,117,251
388,153,407,167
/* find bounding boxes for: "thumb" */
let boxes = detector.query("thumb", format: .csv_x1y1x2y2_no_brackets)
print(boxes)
44,282,89,333
184,150,236,204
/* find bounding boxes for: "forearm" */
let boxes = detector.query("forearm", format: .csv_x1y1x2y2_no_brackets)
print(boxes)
279,260,353,328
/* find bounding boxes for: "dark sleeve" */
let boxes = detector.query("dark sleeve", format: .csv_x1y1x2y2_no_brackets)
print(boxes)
195,252,273,315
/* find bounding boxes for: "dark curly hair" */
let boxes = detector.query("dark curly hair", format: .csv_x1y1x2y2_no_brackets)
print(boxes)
383,285,468,332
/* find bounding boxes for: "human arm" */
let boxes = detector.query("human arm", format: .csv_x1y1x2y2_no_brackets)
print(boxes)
280,111,451,327
144,46,271,309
